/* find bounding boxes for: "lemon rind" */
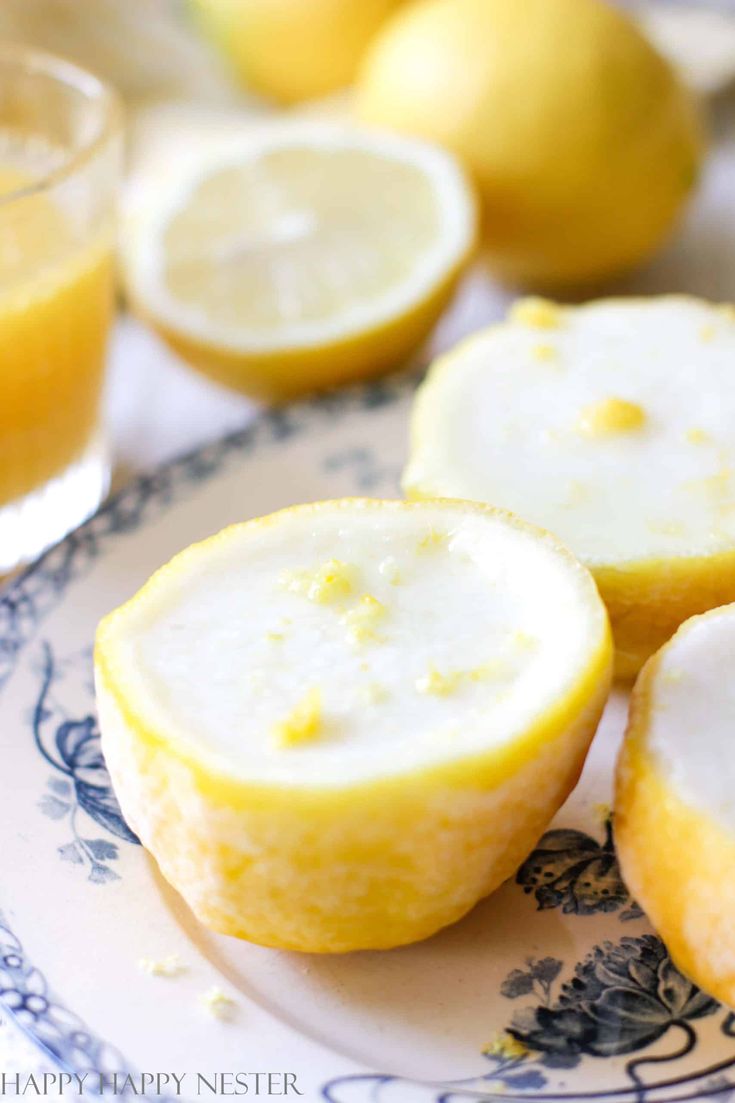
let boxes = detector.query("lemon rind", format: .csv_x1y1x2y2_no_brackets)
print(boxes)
616,606,735,1003
95,497,612,952
121,121,478,356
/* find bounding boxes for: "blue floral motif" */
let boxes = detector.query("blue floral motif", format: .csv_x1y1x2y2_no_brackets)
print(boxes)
516,815,643,920
0,913,158,1096
507,935,718,1076
322,1050,548,1102
34,641,138,881
500,956,563,1003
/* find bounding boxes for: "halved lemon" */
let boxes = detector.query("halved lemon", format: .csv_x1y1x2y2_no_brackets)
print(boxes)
95,498,611,953
404,295,735,677
120,122,477,401
616,604,735,1005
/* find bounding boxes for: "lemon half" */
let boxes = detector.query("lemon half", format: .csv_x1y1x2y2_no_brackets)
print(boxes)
616,604,735,1005
121,122,476,401
95,498,611,953
405,296,735,677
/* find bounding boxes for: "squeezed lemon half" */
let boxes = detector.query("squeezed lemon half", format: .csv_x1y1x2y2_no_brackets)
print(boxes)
121,121,476,401
405,295,735,677
616,604,735,1005
95,498,611,952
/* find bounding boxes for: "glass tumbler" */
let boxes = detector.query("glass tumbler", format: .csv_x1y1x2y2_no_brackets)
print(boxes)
0,45,122,573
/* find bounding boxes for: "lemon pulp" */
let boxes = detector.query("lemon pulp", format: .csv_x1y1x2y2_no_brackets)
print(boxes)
122,123,476,400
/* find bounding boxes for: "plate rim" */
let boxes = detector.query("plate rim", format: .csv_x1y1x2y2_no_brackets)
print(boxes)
2,369,735,1103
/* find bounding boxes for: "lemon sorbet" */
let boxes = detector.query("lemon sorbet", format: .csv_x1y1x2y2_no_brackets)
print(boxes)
95,499,611,953
404,296,735,677
616,604,735,1006
121,122,476,402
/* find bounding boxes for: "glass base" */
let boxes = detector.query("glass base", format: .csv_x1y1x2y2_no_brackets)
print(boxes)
0,434,110,575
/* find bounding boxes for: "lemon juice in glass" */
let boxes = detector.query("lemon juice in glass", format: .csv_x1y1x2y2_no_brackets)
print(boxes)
0,46,121,572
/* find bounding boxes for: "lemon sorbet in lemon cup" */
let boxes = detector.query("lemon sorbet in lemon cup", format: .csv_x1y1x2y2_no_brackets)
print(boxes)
120,121,477,403
95,498,612,953
404,296,735,678
356,0,703,289
616,604,735,1006
0,45,122,573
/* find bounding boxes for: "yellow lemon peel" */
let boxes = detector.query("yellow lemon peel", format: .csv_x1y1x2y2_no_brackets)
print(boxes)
343,594,387,644
280,559,356,604
138,955,185,978
577,397,646,438
272,688,322,748
201,987,236,1020
482,1032,529,1060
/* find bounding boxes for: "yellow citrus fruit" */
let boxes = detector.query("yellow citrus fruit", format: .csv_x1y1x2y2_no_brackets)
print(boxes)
404,296,735,677
356,0,704,288
193,0,407,104
616,604,735,1005
95,498,612,953
120,121,476,402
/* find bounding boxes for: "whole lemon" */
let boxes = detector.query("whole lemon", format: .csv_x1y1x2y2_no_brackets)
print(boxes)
357,0,704,288
194,0,408,104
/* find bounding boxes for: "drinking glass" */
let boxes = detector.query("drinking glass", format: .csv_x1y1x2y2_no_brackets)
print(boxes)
0,45,122,573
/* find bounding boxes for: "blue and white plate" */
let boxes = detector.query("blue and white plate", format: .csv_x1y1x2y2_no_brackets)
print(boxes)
1,369,734,1102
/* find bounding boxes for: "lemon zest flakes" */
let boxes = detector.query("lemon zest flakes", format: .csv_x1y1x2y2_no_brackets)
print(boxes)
378,555,402,584
139,954,185,978
201,987,237,1020
532,343,558,364
280,559,356,603
700,324,716,343
272,688,322,748
577,397,646,438
267,631,284,643
417,526,446,552
482,1032,529,1060
686,427,710,445
510,297,561,330
417,660,508,696
343,594,387,644
416,667,463,696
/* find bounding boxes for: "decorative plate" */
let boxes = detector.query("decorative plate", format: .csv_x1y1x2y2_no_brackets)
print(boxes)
1,371,735,1103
